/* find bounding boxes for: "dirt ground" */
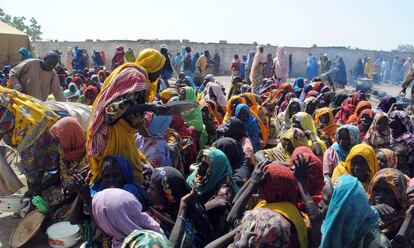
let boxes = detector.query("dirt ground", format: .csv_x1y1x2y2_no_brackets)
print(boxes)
0,76,406,248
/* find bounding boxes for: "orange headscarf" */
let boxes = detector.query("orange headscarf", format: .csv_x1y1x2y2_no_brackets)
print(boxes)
315,107,339,143
346,101,372,124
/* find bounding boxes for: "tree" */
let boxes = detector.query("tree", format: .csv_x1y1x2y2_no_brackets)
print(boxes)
0,8,42,41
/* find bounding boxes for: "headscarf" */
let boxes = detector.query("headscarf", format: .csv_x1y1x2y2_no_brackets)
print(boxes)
246,51,255,70
241,93,269,144
307,56,318,80
389,110,414,153
377,95,396,113
279,92,296,113
332,144,379,190
367,168,408,236
263,128,309,162
19,47,33,61
49,117,86,161
320,175,380,248
273,47,289,79
192,52,200,72
291,112,317,136
203,82,226,108
330,92,349,108
332,125,361,162
290,147,324,196
92,188,163,248
335,91,364,124
220,117,248,142
363,112,389,149
111,46,125,71
346,100,372,124
87,63,149,183
235,104,261,152
315,107,339,142
281,98,305,130
293,77,305,94
259,162,297,204
223,95,246,122
203,100,223,124
64,82,81,99
364,57,374,79
181,86,207,149
213,137,244,171
83,85,99,100
150,167,190,217
186,148,238,195
377,148,397,169
135,49,166,73
90,156,149,209
357,108,375,140
121,230,172,248
124,48,136,63
262,53,273,78
234,208,293,248
305,90,319,99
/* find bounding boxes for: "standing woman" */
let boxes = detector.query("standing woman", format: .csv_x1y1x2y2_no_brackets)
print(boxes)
307,55,319,80
262,53,273,79
250,46,267,90
213,53,220,75
111,46,125,71
364,57,375,79
245,51,255,83
230,54,241,78
273,47,289,84
65,47,73,73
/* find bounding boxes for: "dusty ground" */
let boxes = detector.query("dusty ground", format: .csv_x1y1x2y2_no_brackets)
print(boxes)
0,76,406,248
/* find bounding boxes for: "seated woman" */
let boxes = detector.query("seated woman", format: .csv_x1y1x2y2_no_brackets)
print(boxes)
64,82,81,102
346,100,372,124
223,95,246,122
291,112,327,158
241,92,270,145
82,85,99,105
393,144,412,177
388,110,414,154
148,167,213,247
367,168,409,239
234,104,262,152
323,125,360,177
186,148,239,236
315,107,339,146
277,98,305,132
376,148,397,169
225,162,308,248
320,175,390,247
202,82,227,112
179,86,208,149
217,117,255,161
335,91,367,124
363,112,391,150
202,100,224,125
200,102,219,145
136,114,172,168
332,144,379,191
122,230,172,248
92,188,164,248
357,109,375,140
213,137,253,187
255,127,308,163
377,95,396,113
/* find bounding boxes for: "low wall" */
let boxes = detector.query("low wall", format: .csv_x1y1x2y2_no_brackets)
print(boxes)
32,40,414,77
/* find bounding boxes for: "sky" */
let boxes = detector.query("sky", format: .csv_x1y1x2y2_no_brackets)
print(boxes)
1,0,413,51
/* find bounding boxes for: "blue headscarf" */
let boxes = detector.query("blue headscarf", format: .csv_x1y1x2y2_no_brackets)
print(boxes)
235,104,260,152
332,125,360,162
174,53,182,66
307,56,319,80
91,156,150,210
92,50,105,66
72,49,87,71
246,51,255,70
192,52,200,72
19,47,33,61
293,77,305,94
321,175,380,247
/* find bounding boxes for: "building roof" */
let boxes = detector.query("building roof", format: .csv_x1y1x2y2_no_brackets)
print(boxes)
0,21,28,36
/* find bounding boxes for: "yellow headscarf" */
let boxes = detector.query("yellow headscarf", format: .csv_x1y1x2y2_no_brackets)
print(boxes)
0,87,58,152
291,112,327,152
135,48,166,73
332,143,379,190
255,200,308,248
314,107,339,143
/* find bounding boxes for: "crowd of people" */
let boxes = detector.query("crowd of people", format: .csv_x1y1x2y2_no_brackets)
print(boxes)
0,43,414,248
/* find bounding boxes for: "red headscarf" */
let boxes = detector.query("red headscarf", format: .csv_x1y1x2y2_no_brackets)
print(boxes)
259,162,297,204
84,85,99,99
313,81,325,92
335,91,363,124
346,100,372,124
49,117,86,161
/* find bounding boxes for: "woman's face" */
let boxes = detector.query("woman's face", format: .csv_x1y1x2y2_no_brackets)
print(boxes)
179,88,186,100
388,115,405,136
237,108,249,123
319,182,333,219
376,117,389,135
395,147,408,167
292,116,303,130
148,175,164,208
197,157,210,178
208,87,217,101
337,129,351,150
305,102,316,115
231,99,242,115
376,151,388,169
289,102,301,118
351,155,370,182
373,178,399,209
102,159,124,189
319,113,330,125
359,113,373,132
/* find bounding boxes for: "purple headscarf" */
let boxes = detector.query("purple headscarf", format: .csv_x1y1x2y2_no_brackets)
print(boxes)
390,110,414,153
92,188,164,248
377,95,396,113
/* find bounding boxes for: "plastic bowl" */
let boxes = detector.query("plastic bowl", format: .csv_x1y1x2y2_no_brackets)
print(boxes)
0,195,30,212
46,221,81,248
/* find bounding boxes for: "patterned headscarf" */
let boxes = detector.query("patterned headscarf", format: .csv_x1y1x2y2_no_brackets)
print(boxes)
363,112,390,149
332,125,361,162
233,208,292,248
377,148,397,169
121,230,171,248
389,110,414,153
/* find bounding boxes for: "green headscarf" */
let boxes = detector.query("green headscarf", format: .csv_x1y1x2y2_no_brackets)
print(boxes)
124,48,136,63
186,148,239,195
121,230,172,248
181,86,207,148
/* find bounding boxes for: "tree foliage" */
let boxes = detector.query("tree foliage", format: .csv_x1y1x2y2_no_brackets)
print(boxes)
0,8,42,41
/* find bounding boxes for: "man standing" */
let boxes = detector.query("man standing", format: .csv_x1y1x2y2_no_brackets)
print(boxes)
9,51,65,101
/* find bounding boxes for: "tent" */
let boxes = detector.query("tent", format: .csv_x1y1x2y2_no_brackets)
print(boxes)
0,21,31,66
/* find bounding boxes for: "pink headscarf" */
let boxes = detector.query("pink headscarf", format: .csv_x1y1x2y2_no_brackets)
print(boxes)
273,47,289,79
203,82,227,109
92,188,164,248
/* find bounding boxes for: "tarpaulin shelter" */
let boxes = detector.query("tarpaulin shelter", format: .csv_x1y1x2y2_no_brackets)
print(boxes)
0,21,31,66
